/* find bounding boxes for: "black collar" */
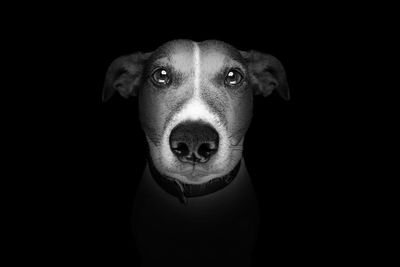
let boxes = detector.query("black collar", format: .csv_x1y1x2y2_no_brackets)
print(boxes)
148,158,241,205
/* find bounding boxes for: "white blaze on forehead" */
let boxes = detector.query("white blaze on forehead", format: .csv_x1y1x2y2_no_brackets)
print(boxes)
193,42,201,97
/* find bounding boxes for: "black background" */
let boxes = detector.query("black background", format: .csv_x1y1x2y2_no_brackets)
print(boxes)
18,3,379,266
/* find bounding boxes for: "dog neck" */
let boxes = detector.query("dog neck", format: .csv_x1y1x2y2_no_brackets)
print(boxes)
132,158,260,266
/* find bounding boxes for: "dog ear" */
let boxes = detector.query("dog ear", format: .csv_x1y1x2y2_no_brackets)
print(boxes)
102,52,152,102
240,51,290,100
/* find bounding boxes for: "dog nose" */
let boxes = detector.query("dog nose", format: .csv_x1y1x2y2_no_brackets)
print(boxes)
169,121,219,163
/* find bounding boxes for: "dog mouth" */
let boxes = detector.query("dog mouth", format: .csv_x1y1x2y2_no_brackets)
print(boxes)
147,139,242,184
147,154,216,184
148,153,242,203
177,164,212,180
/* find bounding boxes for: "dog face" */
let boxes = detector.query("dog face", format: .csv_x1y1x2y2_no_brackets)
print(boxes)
103,40,289,184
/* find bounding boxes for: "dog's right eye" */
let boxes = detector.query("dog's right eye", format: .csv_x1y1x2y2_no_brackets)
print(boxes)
151,68,171,86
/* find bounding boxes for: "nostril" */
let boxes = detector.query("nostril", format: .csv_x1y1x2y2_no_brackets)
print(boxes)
172,142,190,157
197,142,217,160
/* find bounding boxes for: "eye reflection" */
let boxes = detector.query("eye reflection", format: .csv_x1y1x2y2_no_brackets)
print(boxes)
152,68,170,86
225,69,243,86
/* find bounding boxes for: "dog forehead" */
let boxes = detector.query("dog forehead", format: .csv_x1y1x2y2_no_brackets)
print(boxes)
149,40,245,73
149,40,194,72
199,40,246,65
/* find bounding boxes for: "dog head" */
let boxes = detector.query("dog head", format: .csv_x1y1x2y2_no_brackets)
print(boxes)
103,40,289,184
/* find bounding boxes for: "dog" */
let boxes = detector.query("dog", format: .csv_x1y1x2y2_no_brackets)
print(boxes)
102,39,289,267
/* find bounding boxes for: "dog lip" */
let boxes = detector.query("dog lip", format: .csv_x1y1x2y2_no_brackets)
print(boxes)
188,169,208,178
172,165,210,179
183,167,208,175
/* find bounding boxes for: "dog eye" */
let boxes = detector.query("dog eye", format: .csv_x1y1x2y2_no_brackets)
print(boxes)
151,68,170,86
225,69,243,86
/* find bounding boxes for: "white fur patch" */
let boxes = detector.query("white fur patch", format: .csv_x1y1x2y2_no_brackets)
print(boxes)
193,42,201,97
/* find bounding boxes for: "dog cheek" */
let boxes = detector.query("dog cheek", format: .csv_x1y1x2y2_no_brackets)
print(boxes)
230,94,253,144
138,93,164,146
211,142,243,176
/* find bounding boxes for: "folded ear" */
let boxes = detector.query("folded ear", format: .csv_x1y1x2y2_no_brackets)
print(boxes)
240,50,290,100
102,52,152,102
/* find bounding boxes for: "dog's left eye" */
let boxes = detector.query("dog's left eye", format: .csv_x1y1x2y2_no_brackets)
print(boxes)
151,68,170,86
225,69,243,86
